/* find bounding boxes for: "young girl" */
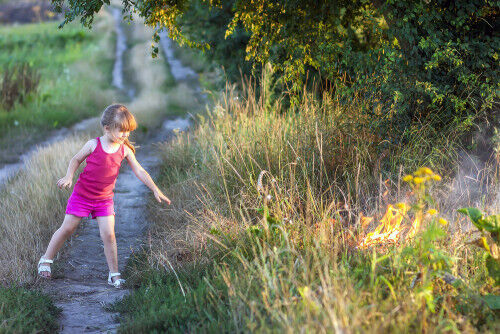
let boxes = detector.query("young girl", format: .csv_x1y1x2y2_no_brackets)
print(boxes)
37,104,171,288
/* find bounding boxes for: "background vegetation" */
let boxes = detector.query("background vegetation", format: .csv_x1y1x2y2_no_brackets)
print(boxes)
117,75,499,332
55,0,498,140
0,0,497,332
0,16,115,164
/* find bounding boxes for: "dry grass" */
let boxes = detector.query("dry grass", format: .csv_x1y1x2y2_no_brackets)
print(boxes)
136,73,499,332
127,37,168,129
0,135,87,284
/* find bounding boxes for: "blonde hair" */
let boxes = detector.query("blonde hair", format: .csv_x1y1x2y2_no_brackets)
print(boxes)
101,104,137,153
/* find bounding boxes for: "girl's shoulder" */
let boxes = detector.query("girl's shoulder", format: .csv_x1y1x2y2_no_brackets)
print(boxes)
86,138,99,153
123,144,133,158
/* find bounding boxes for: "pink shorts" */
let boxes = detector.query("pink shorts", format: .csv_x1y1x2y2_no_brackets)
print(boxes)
66,191,115,219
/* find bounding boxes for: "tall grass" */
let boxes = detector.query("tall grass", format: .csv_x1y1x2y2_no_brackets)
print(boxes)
119,70,499,332
0,135,88,284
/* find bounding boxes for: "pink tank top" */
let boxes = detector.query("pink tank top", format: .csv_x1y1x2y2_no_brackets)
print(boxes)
73,137,125,200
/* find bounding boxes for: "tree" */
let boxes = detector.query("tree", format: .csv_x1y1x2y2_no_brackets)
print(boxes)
53,0,499,134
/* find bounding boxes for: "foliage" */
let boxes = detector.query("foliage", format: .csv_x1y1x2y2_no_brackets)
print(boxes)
115,77,500,331
0,286,61,333
360,167,455,329
53,0,499,140
458,207,500,287
175,0,252,83
0,62,40,111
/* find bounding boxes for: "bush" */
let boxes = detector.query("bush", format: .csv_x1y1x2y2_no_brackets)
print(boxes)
0,62,40,111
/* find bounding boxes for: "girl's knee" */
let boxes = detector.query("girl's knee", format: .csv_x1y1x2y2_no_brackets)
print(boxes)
100,230,116,243
59,225,77,237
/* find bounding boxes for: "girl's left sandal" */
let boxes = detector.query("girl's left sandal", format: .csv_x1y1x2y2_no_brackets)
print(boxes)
38,257,53,278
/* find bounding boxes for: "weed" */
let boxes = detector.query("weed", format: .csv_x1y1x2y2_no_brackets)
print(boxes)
0,62,40,110
121,70,499,331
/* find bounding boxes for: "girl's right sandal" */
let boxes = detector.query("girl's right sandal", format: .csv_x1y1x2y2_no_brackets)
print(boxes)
108,272,125,288
38,257,53,278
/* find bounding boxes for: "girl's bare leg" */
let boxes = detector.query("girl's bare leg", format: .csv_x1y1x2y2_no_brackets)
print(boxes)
96,215,120,281
40,214,82,277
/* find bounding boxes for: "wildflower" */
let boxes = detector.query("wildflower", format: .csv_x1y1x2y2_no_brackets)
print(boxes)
431,174,442,181
420,167,433,175
439,218,448,225
427,209,438,215
403,175,413,182
414,177,425,184
396,202,408,210
266,194,272,201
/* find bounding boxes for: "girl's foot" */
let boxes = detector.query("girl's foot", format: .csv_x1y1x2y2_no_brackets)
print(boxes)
108,272,125,288
38,257,53,278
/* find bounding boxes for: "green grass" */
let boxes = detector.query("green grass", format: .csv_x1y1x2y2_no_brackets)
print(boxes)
0,18,115,163
117,66,499,332
0,286,61,333
114,252,235,333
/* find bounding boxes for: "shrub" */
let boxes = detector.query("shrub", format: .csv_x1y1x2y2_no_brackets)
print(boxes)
0,62,40,111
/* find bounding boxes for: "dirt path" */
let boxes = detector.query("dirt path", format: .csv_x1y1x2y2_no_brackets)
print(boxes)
39,8,196,333
41,118,188,333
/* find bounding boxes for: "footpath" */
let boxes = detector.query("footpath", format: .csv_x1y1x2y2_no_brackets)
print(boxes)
39,8,198,333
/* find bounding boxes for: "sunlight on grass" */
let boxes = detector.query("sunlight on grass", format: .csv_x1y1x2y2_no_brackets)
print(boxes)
121,70,499,332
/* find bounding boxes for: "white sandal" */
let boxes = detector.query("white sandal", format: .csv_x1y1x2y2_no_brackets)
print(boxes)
38,257,53,278
108,272,125,288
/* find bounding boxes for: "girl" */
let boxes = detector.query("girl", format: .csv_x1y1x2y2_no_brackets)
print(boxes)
37,104,171,288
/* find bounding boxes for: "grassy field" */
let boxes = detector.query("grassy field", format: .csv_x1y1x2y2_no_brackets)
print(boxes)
0,11,193,333
0,9,117,333
115,68,500,332
0,13,116,164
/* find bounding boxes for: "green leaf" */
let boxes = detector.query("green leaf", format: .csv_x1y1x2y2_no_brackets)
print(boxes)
482,215,500,234
485,255,500,286
266,215,280,225
209,227,220,236
458,208,484,230
247,225,262,237
482,294,500,310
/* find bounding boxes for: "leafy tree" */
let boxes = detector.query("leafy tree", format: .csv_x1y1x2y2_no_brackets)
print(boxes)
52,0,499,136
176,0,252,83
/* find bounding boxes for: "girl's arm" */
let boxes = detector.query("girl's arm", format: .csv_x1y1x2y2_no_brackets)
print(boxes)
124,146,171,204
57,139,95,189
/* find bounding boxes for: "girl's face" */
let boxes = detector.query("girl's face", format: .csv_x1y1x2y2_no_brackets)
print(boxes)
105,126,130,144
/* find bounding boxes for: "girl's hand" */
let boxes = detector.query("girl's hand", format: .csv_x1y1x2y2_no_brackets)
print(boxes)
57,176,72,189
154,189,171,205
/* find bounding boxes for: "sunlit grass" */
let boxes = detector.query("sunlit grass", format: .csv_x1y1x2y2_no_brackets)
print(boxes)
0,135,87,284
119,71,499,332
